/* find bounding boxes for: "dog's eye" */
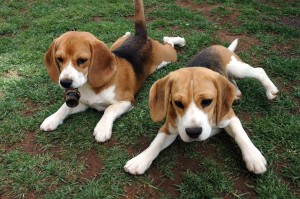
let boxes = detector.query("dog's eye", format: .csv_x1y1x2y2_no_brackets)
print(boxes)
201,99,213,108
77,58,87,65
56,57,64,63
174,100,184,109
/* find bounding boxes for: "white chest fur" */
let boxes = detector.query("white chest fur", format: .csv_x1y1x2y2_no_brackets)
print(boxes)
79,84,117,111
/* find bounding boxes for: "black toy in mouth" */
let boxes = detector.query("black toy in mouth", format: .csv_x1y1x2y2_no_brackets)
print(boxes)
63,88,81,108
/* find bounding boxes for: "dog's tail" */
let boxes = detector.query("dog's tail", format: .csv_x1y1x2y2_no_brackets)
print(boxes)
228,38,238,52
134,0,147,39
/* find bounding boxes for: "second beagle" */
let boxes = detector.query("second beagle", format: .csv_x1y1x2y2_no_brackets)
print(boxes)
40,0,185,142
124,39,278,175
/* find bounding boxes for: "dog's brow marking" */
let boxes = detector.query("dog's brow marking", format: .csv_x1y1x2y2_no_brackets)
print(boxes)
190,80,194,98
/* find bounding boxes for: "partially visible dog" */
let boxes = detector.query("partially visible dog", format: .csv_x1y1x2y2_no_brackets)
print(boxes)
40,0,185,142
124,39,278,175
187,39,278,101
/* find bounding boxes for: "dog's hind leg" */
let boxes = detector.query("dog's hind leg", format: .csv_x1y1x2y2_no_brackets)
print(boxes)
163,36,186,47
147,37,185,75
226,56,278,100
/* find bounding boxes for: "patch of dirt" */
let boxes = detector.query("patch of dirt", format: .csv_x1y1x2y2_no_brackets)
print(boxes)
176,0,219,13
103,137,120,148
23,191,44,199
122,166,180,198
125,137,153,155
216,31,260,52
2,70,21,78
217,9,240,26
92,16,103,22
235,111,255,124
5,131,63,159
146,4,158,13
271,40,299,58
20,25,29,31
20,100,39,117
281,16,300,30
77,148,103,181
176,0,240,27
231,173,257,198
6,131,44,155
123,180,159,199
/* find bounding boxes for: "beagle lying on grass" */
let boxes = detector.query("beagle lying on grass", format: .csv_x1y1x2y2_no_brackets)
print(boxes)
124,39,278,175
40,0,185,142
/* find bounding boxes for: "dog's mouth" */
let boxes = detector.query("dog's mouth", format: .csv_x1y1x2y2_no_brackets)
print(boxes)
63,88,81,108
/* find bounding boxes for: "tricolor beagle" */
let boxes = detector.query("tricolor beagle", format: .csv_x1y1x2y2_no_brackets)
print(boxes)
40,0,185,142
124,39,278,175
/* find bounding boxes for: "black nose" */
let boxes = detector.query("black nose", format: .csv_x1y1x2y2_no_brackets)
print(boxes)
60,79,73,88
186,127,202,139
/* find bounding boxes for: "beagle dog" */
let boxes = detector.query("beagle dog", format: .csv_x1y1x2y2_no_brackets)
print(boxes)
40,0,185,142
124,39,278,175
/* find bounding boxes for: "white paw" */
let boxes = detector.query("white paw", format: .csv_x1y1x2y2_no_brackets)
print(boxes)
163,36,186,47
40,114,62,131
244,148,267,174
234,92,242,102
93,122,112,142
124,153,152,175
123,32,131,37
266,87,279,100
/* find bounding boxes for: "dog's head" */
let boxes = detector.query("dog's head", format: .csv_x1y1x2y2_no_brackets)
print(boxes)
149,67,235,142
44,31,116,89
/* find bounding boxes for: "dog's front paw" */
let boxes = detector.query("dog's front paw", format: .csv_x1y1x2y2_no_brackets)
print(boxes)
244,148,267,174
124,153,152,175
40,114,62,131
266,87,279,100
93,122,112,142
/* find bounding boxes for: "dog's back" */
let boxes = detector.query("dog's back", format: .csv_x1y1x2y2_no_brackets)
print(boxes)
112,0,152,78
187,46,228,77
187,39,240,77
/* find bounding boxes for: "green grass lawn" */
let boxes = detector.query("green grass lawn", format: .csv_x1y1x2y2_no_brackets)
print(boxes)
1,0,299,198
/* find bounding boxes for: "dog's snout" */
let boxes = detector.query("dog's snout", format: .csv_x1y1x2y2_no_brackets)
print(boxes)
186,127,202,139
60,79,73,88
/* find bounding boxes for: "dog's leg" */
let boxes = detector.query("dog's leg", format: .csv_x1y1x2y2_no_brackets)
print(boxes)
147,36,185,74
227,57,278,100
40,103,88,131
225,116,267,174
93,101,132,142
163,36,186,47
124,132,177,174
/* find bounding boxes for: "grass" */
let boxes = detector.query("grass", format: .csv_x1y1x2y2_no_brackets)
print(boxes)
0,0,299,198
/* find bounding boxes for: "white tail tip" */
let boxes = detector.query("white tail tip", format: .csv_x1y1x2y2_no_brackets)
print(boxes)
228,38,239,52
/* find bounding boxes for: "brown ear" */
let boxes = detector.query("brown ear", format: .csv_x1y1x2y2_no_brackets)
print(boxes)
89,41,115,88
44,41,59,84
149,74,172,122
214,75,235,124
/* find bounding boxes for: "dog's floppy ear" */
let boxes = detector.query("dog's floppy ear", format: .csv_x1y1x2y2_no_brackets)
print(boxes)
89,40,115,88
214,74,235,124
44,41,60,84
149,74,172,122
